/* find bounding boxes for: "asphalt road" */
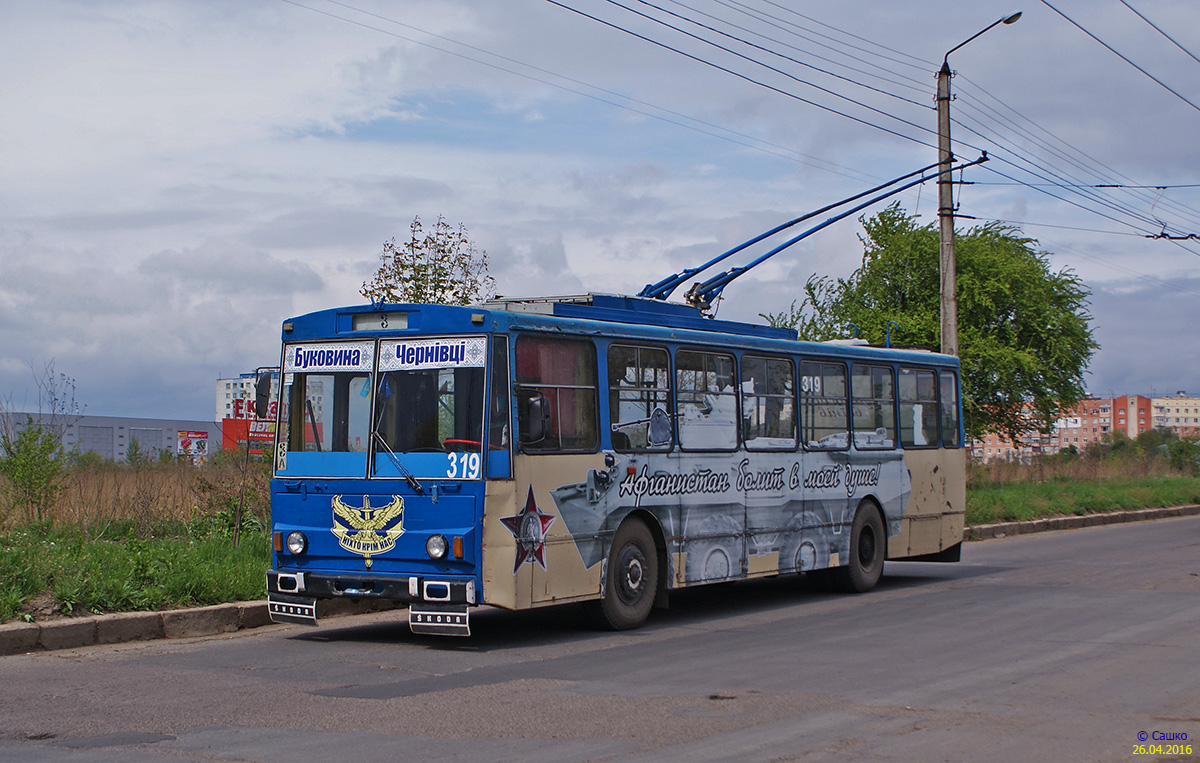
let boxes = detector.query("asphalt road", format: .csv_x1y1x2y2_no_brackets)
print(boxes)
1,516,1198,762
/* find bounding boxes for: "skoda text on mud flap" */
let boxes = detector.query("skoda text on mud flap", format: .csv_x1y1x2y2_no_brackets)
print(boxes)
263,294,965,636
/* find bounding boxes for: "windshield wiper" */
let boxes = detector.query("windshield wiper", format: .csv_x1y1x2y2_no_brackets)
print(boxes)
372,430,424,493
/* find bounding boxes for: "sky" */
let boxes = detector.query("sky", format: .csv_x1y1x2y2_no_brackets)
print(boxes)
2,0,1199,420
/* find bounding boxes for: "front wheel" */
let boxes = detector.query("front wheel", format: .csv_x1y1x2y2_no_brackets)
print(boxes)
833,503,886,593
597,519,658,630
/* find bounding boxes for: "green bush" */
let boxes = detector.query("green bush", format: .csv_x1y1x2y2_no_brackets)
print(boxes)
0,419,66,523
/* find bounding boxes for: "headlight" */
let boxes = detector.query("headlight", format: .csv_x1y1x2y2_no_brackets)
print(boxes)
426,534,448,559
285,531,308,555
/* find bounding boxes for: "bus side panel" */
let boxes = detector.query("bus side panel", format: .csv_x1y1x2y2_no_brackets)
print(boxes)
483,453,609,609
525,454,610,605
481,478,522,610
892,448,966,558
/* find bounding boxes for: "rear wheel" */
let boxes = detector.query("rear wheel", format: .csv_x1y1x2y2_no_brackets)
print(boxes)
598,519,658,630
833,503,886,593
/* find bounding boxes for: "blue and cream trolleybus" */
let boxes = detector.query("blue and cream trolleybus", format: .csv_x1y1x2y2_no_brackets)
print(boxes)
262,292,965,636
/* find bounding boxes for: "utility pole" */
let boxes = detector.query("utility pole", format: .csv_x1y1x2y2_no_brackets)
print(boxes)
938,12,1021,357
937,59,957,357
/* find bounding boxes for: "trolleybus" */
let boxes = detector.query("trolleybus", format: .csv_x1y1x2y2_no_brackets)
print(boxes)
262,292,965,635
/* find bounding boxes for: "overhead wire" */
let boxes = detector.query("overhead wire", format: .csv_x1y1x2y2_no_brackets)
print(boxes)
584,0,1200,244
290,0,1200,265
653,0,929,109
1039,0,1200,114
282,0,879,182
750,0,933,76
591,0,937,140
1119,0,1200,68
952,74,1200,231
544,0,937,148
713,0,933,97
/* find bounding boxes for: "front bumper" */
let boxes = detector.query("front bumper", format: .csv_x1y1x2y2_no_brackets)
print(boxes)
267,570,476,635
267,569,476,606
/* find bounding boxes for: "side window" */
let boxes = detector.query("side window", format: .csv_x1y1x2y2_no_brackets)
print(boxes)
898,367,939,448
608,345,672,452
487,335,512,478
940,370,961,448
852,364,896,449
515,335,598,453
675,349,738,451
741,355,796,450
800,361,848,450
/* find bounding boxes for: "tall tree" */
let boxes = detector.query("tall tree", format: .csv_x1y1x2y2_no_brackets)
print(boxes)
361,215,496,306
761,203,1098,443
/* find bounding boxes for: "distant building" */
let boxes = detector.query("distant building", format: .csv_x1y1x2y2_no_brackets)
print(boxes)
1049,397,1113,452
1113,394,1152,439
215,370,279,453
1,413,221,463
1152,392,1200,439
216,371,278,422
970,391,1196,463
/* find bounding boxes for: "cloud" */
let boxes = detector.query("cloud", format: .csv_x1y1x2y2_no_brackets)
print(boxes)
1,0,1198,422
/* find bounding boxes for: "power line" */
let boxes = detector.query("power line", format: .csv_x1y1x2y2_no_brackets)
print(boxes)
544,0,935,148
280,0,876,181
751,0,933,74
975,182,1200,190
1119,0,1200,68
1040,0,1200,114
654,0,928,109
714,0,932,95
594,0,936,139
952,74,1200,231
290,0,1200,264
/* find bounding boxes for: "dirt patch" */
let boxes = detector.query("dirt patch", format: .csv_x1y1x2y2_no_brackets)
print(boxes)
19,591,68,621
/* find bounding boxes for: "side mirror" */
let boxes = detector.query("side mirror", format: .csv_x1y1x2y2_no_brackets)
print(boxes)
521,391,550,444
255,373,272,420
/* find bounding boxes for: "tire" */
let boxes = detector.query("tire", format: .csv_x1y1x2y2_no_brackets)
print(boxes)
833,503,886,593
598,519,658,630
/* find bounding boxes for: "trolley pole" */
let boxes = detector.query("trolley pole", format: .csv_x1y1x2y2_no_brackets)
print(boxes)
937,12,1021,357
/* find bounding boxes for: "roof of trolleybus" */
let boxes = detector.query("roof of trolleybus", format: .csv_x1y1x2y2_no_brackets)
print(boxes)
278,293,959,371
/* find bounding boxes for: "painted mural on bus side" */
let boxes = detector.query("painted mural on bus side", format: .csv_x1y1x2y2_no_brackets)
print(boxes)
550,444,910,586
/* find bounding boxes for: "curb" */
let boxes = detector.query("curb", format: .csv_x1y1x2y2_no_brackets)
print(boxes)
0,599,399,658
964,503,1200,541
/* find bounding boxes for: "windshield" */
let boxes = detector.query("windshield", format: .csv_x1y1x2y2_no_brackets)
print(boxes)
372,337,487,480
276,342,375,476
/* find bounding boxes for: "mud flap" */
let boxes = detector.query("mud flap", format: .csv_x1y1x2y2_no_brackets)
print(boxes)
268,593,317,625
409,603,471,636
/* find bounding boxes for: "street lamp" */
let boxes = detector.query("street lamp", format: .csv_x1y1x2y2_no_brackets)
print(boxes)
938,12,1021,357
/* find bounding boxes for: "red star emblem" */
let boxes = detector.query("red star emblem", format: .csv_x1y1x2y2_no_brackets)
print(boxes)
500,487,556,574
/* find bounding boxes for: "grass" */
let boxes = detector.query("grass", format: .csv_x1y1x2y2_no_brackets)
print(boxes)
965,475,1200,525
965,433,1200,525
0,521,269,622
0,453,272,624
1,434,1197,623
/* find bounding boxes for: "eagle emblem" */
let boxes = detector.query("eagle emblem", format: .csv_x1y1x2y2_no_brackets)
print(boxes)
331,494,405,568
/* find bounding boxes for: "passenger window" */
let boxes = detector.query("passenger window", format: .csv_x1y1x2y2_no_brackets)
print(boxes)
487,335,512,478
852,365,896,449
899,367,939,448
940,371,961,448
608,345,672,451
800,361,849,450
515,335,598,452
675,350,738,451
741,355,796,450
